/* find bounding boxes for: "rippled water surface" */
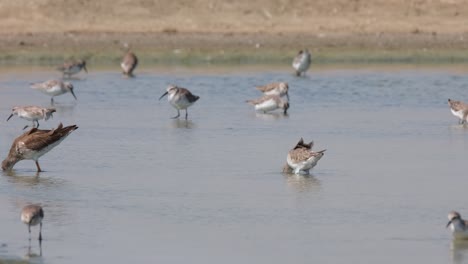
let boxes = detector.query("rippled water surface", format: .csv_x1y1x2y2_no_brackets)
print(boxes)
0,65,468,263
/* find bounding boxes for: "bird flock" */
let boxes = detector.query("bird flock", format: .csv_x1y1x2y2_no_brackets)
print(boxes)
3,47,468,243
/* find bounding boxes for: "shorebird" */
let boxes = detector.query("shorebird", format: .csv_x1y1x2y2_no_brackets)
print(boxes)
21,205,44,241
7,106,56,130
30,80,76,104
448,99,468,124
121,51,138,77
246,94,289,114
284,138,325,175
2,123,78,172
292,49,311,76
57,60,87,78
447,211,468,239
255,82,289,100
159,85,200,119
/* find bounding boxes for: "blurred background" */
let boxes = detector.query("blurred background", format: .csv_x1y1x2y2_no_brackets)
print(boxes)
0,0,467,65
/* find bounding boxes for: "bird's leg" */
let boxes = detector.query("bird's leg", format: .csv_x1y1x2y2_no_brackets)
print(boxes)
39,238,42,256
171,110,180,119
36,120,40,128
28,224,31,240
35,161,42,172
38,222,42,241
27,240,32,256
51,97,54,105
185,109,188,120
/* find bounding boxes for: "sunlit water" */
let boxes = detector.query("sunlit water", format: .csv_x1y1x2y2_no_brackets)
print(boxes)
0,65,467,263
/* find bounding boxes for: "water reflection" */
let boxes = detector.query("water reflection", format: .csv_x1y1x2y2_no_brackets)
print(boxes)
61,76,87,82
2,170,64,188
449,124,468,130
171,119,196,129
283,172,321,193
450,239,468,264
24,240,42,261
254,112,289,120
49,102,76,117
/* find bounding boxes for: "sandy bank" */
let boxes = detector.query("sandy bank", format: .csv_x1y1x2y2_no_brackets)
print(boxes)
1,0,468,64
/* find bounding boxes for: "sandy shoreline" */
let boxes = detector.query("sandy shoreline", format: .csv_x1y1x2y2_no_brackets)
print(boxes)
1,0,468,64
1,31,468,65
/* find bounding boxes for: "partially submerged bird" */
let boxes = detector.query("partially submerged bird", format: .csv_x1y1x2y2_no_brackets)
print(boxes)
30,80,77,104
121,51,138,77
447,211,468,239
246,94,289,114
57,60,87,78
283,138,325,175
448,99,468,124
21,204,44,241
159,85,200,119
2,123,78,172
7,106,56,130
255,82,289,100
292,49,311,76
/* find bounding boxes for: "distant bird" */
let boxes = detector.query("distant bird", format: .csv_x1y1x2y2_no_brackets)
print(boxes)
448,99,468,124
292,49,311,76
30,80,76,104
447,211,468,239
57,60,87,78
21,205,44,241
7,106,56,130
256,82,289,100
121,51,138,77
283,138,325,175
2,123,78,172
246,94,289,114
159,85,200,119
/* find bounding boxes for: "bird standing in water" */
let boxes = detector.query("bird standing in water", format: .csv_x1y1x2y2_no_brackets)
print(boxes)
30,80,77,104
2,123,78,172
21,204,44,241
6,106,56,130
292,49,311,76
159,85,200,120
57,60,87,78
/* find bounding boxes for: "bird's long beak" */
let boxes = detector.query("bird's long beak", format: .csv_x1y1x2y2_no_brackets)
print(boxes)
159,91,168,100
70,89,77,100
6,113,13,121
83,65,88,73
447,220,452,228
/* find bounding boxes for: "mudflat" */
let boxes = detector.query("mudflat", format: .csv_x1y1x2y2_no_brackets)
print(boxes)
1,0,468,64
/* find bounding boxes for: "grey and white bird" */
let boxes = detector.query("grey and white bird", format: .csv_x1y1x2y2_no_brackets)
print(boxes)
57,60,87,78
448,98,468,124
292,49,311,76
447,211,468,239
246,94,289,114
7,106,56,130
159,85,200,119
30,80,77,104
21,204,44,241
255,82,289,100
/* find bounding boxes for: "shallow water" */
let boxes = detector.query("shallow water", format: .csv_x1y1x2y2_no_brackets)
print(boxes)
0,65,467,263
